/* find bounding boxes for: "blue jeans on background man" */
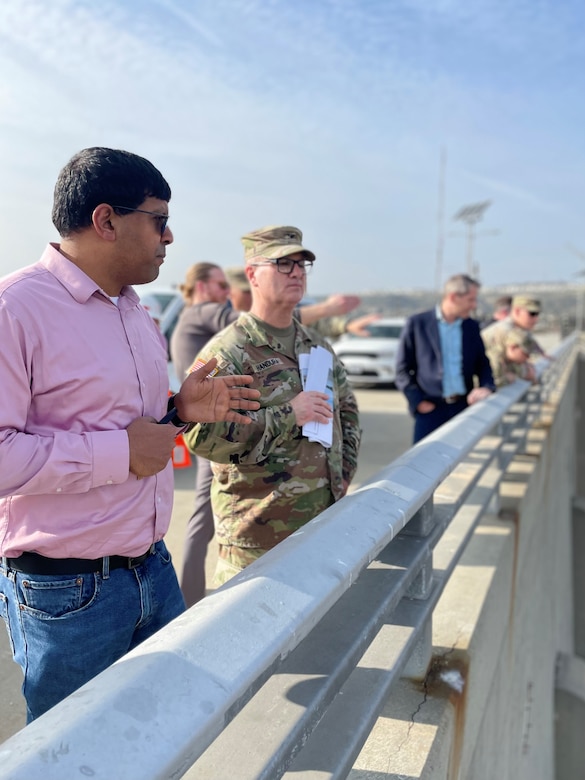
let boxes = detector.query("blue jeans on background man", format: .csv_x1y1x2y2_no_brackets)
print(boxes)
0,540,185,722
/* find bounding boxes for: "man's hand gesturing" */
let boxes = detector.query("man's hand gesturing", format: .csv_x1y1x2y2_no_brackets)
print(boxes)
175,358,260,424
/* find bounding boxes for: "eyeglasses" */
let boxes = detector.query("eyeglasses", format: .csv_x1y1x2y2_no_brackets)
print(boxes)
111,205,169,237
250,257,314,275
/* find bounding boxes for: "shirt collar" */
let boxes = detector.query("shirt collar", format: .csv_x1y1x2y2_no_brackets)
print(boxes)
435,304,461,325
40,243,139,306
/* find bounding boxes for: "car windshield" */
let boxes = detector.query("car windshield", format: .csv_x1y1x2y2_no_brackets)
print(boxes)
364,324,404,339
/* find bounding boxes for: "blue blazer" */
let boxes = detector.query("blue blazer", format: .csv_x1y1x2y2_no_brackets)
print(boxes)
395,309,495,415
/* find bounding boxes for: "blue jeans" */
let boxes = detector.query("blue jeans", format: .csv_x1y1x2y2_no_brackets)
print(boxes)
0,540,185,722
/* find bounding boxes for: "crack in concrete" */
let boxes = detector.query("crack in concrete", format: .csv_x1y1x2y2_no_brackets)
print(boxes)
396,635,466,755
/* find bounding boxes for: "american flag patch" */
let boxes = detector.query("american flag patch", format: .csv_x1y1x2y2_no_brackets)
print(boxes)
188,357,228,377
188,359,207,375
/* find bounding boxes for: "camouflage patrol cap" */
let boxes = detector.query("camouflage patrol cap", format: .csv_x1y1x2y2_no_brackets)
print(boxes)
512,295,541,313
241,225,316,263
224,266,251,292
505,328,531,353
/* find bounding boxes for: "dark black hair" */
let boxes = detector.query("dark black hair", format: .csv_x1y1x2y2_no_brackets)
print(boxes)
52,147,172,236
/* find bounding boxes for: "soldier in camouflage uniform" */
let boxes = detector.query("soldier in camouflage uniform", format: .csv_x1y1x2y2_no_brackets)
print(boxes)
484,327,537,387
184,225,361,585
481,295,552,360
172,264,369,605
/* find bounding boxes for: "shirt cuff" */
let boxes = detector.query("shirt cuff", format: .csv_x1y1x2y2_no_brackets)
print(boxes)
90,430,130,487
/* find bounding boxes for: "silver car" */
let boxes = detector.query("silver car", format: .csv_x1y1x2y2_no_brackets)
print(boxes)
332,317,406,387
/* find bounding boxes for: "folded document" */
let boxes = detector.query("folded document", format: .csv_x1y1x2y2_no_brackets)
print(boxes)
299,346,333,448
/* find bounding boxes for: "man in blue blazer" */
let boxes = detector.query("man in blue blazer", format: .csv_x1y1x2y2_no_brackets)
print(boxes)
396,274,496,443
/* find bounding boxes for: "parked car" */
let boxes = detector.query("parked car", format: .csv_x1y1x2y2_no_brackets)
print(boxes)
138,287,184,345
332,317,406,387
138,287,184,390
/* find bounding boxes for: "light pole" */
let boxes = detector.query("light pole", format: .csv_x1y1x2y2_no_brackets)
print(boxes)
434,147,447,292
452,200,497,278
568,244,585,331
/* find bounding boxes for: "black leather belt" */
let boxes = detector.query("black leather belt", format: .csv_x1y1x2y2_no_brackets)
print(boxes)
443,394,466,405
2,544,156,576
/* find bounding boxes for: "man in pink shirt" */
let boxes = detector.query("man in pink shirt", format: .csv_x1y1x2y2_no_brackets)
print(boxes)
0,147,260,722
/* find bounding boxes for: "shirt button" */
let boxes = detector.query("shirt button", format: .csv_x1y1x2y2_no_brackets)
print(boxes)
56,487,62,493
106,480,113,485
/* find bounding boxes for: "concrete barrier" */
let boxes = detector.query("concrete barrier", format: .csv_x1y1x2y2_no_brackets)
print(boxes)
350,340,581,779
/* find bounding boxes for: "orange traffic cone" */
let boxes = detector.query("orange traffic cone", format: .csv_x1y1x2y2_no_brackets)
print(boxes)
172,435,192,468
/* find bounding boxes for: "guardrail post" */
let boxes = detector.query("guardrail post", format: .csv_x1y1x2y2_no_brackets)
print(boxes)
402,495,435,538
403,497,435,599
402,617,433,681
487,489,500,516
401,497,435,678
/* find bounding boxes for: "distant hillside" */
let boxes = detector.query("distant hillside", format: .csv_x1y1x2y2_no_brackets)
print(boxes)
321,282,583,330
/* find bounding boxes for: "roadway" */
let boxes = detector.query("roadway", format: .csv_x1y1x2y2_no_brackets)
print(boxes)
0,386,412,744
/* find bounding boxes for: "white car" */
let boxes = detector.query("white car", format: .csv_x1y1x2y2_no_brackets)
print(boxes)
332,317,406,387
138,288,184,390
138,287,184,343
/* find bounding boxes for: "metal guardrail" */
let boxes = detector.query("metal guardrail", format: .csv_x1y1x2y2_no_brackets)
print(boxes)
0,335,578,780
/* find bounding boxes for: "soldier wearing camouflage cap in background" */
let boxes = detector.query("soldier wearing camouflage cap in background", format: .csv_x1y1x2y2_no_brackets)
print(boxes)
481,295,553,361
485,327,537,387
184,225,361,585
225,266,253,314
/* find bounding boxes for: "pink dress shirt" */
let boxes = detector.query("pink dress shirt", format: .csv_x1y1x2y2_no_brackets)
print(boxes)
0,244,173,558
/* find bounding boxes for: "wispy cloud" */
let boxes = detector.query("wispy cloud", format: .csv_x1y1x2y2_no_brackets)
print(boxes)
461,172,561,213
153,0,226,48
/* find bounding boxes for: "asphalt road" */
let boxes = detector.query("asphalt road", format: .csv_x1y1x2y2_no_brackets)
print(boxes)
0,386,412,744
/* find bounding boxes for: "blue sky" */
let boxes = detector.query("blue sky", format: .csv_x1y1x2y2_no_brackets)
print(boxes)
0,0,583,295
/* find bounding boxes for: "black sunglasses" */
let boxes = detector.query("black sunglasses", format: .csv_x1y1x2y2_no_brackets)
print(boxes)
111,205,169,237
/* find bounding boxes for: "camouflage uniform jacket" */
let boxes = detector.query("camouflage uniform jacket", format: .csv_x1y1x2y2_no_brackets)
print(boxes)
481,318,544,357
485,345,531,387
183,312,361,553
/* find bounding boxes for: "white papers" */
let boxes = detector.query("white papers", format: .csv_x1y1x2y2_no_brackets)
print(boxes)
299,346,333,448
